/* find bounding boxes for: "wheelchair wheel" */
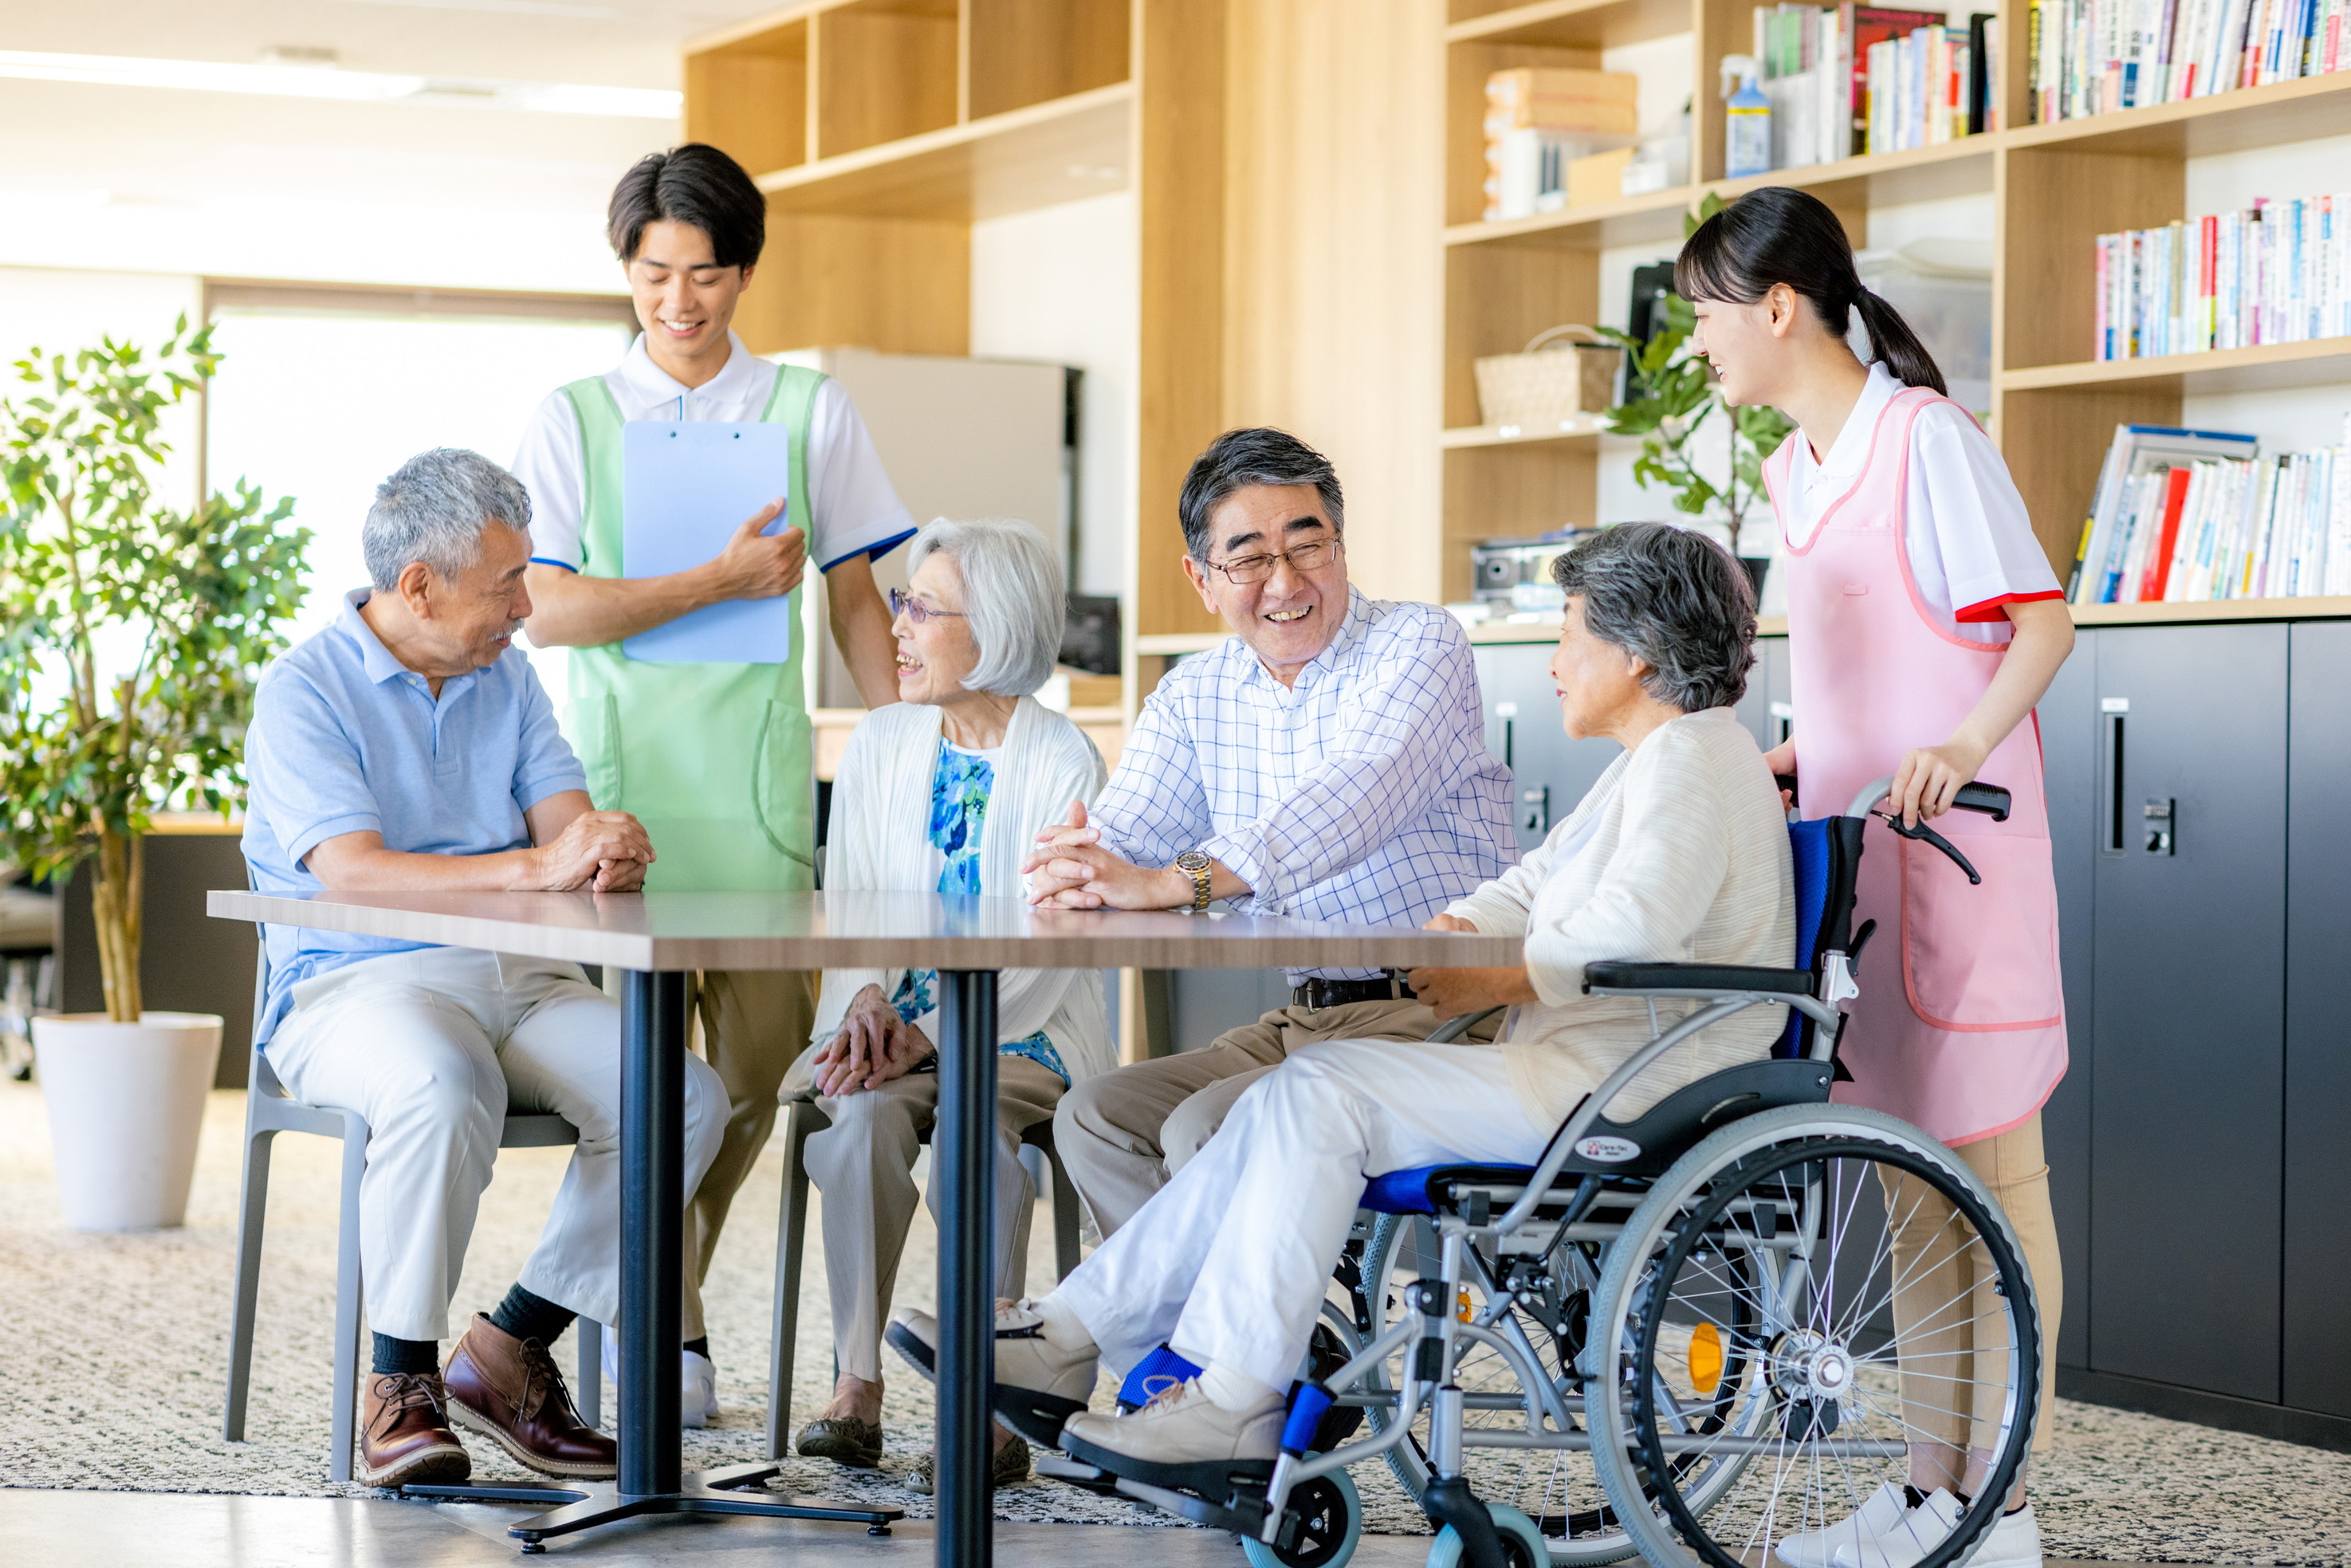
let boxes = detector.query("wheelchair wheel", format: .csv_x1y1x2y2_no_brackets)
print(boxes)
1358,1212,1638,1566
1587,1104,2040,1568
1421,1503,1551,1568
1242,1466,1362,1568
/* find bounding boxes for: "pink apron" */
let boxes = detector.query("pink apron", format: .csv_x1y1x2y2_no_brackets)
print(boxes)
1766,386,2068,1146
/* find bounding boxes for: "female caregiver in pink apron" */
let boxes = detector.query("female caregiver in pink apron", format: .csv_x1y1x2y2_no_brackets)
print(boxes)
1678,187,2073,1568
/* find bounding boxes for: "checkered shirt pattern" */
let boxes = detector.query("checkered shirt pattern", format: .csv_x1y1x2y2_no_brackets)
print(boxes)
1094,590,1519,981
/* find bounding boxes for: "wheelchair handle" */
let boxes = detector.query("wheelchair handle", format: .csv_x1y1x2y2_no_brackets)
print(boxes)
1842,776,2011,820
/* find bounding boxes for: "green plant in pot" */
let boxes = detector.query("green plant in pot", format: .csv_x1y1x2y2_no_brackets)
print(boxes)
0,320,308,1228
1593,195,1795,589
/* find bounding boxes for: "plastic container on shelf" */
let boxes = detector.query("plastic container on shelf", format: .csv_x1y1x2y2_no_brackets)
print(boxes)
1854,238,1993,415
1722,56,1771,179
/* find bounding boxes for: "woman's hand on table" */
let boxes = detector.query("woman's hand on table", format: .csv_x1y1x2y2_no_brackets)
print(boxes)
1889,736,1988,826
1409,914,1536,1019
814,984,926,1096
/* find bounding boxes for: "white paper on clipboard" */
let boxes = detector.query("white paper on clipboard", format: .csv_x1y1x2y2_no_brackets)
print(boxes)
620,420,794,663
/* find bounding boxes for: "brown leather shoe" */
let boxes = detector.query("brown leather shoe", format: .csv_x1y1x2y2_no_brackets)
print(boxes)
357,1371,471,1489
443,1313,616,1480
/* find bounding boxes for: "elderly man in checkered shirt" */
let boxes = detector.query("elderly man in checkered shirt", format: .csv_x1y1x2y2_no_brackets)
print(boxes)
1023,426,1519,1235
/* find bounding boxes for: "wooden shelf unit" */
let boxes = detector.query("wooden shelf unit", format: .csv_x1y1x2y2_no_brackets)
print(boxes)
684,0,1226,690
1437,10,2351,602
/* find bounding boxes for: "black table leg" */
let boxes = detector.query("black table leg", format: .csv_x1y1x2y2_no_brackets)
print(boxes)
937,969,999,1568
407,968,901,1549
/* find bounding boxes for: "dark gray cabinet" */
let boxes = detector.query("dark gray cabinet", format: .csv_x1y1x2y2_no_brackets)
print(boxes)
2086,624,2289,1404
2286,622,2351,1421
2038,638,2098,1373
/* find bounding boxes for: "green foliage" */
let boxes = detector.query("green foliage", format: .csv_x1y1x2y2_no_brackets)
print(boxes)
0,319,309,883
1589,192,1795,556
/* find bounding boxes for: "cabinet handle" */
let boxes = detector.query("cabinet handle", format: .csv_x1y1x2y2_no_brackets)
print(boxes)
2104,710,2127,855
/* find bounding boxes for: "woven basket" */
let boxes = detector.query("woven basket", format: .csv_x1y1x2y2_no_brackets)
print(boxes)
1472,325,1622,430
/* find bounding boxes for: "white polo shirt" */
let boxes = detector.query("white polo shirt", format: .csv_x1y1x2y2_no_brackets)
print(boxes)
1778,362,2059,645
510,330,917,576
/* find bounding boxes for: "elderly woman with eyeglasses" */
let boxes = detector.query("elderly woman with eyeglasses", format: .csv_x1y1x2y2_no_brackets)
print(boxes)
787,518,1111,1491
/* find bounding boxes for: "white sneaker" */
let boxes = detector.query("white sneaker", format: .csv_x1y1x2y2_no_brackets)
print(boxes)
1060,1379,1284,1468
1831,1491,2045,1568
1775,1481,1917,1568
597,1327,721,1428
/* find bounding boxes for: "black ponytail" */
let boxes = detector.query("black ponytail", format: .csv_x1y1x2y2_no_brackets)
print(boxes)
1675,187,1947,395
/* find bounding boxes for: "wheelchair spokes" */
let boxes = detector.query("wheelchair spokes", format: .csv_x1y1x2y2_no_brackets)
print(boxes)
1594,1126,2038,1568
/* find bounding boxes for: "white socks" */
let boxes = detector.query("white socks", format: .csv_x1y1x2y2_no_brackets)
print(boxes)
1196,1359,1281,1413
1031,1294,1096,1354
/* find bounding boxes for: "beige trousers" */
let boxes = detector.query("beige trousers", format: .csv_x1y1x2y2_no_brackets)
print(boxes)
1881,1111,2063,1468
784,1051,1067,1382
1053,997,1498,1236
678,969,818,1342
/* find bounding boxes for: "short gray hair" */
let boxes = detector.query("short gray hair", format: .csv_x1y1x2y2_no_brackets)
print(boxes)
1551,523,1755,712
362,448,533,591
1177,427,1344,561
906,518,1064,697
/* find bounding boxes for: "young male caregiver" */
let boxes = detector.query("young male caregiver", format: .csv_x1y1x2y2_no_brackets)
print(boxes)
511,143,916,1423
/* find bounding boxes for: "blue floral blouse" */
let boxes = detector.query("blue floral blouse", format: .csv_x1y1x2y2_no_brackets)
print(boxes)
888,743,1069,1083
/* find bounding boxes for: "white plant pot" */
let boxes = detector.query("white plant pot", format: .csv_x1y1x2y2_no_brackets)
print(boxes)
31,1011,222,1230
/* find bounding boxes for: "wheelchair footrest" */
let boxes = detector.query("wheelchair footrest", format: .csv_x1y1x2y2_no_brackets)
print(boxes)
1058,1432,1276,1533
1032,1454,1124,1495
990,1387,1090,1451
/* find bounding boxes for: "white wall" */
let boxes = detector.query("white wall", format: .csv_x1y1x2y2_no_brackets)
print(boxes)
969,190,1137,600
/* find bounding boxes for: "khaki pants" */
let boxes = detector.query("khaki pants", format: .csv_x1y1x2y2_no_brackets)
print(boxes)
1881,1111,2064,1472
783,1051,1067,1382
678,969,817,1342
1053,996,1498,1236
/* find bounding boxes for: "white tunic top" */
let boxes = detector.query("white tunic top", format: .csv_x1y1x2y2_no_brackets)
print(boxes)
1444,708,1795,1125
1776,362,2059,644
509,331,916,575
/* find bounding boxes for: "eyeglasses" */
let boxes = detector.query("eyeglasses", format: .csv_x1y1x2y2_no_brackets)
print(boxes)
890,587,966,625
1205,536,1342,585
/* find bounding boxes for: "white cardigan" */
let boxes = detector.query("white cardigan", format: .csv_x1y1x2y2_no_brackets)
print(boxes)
809,696,1115,1085
1445,707,1795,1125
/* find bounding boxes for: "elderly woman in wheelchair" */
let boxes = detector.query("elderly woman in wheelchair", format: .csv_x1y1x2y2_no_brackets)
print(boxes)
880,526,2012,1568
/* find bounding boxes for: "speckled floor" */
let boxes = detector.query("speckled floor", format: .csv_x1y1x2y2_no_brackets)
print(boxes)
3,1083,2343,1564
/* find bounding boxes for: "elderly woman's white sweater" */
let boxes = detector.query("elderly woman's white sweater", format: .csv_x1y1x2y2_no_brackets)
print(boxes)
809,694,1116,1085
1445,706,1795,1125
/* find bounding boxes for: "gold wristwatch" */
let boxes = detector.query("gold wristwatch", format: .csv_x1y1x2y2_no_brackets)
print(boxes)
1174,850,1213,914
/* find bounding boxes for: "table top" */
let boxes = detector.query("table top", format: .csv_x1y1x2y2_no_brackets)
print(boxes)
207,888,1525,973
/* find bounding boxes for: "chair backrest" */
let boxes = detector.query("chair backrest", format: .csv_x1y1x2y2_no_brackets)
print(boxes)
1772,815,1867,1059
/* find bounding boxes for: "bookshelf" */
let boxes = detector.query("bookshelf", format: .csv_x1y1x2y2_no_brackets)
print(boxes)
1438,5,2351,608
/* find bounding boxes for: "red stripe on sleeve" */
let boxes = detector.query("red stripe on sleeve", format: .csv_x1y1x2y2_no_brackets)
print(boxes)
1955,590,2064,624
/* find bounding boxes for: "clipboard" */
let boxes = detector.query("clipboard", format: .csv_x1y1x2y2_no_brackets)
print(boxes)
620,420,796,664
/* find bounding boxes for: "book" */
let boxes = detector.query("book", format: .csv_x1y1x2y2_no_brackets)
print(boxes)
2070,422,2261,602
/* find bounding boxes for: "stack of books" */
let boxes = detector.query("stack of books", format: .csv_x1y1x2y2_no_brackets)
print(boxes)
2070,421,2351,603
2093,194,2351,360
1744,6,1995,170
1483,67,1640,220
2028,0,2351,123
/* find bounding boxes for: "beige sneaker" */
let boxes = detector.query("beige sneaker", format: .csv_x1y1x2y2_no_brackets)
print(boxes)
886,1301,1097,1403
1060,1378,1284,1472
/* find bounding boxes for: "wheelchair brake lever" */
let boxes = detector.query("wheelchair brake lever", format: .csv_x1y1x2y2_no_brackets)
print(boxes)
1870,810,1982,885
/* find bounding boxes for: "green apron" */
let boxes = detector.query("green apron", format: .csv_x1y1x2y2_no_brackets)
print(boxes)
560,366,824,893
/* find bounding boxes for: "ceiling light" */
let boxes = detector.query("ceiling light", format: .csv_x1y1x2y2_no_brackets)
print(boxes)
0,49,679,119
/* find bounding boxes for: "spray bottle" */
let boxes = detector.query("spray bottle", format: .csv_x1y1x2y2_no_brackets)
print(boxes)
1721,54,1771,179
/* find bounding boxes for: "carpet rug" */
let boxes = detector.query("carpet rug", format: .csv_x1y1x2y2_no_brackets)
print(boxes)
1,1082,2342,1562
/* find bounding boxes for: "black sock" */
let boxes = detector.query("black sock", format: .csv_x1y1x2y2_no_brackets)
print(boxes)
1902,1485,1929,1508
682,1336,710,1359
372,1332,439,1377
489,1283,576,1346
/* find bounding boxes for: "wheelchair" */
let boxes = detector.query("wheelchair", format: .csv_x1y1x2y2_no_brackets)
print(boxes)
1025,774,2043,1568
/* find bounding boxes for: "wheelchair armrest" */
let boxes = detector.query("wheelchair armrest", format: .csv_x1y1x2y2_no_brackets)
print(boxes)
1582,961,1814,998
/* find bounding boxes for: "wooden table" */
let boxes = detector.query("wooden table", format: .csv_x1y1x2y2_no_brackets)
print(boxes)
207,888,1521,1565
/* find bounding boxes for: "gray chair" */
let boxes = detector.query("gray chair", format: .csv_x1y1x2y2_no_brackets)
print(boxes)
765,1093,1083,1459
221,939,601,1484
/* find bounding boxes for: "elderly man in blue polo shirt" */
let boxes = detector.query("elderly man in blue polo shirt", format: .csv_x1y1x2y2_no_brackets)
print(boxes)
242,448,727,1491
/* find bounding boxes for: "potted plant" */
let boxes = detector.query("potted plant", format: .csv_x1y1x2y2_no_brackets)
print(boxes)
0,320,308,1229
1594,195,1795,593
